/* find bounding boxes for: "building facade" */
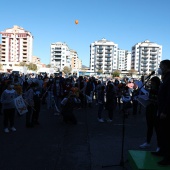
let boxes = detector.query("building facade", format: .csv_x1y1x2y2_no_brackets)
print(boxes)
50,42,70,72
90,38,118,73
0,25,33,71
117,49,126,70
125,51,131,71
50,42,81,72
131,40,162,74
70,49,82,70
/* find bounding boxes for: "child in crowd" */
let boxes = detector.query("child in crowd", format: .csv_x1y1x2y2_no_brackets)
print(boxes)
1,81,17,133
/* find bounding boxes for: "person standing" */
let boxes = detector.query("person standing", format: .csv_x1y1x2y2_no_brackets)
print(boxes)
97,85,105,122
1,81,17,133
24,83,35,128
105,84,116,122
139,76,161,150
153,60,170,166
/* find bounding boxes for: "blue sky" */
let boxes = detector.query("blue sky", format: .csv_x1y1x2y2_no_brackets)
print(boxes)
0,0,170,66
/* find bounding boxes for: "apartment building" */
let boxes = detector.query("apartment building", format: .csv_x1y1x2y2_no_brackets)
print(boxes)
70,49,82,70
50,42,81,72
32,56,41,65
90,38,118,73
131,40,162,74
50,42,71,72
0,44,2,63
125,51,131,71
117,49,126,70
0,25,33,71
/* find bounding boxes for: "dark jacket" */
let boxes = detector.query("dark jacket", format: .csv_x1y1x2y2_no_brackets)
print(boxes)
105,89,116,110
158,72,170,119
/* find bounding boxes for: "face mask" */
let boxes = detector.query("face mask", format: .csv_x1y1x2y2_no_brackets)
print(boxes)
157,68,162,75
10,85,14,89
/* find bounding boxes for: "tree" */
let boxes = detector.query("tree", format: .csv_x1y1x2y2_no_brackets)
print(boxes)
97,69,103,74
111,70,120,78
27,63,37,71
128,69,138,77
62,66,72,75
46,64,51,68
19,62,27,66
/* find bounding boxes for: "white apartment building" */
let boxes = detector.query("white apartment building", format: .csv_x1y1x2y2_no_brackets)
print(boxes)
50,42,81,72
70,50,82,71
50,42,70,72
117,49,126,70
125,51,131,71
0,25,33,71
131,40,162,74
90,38,118,73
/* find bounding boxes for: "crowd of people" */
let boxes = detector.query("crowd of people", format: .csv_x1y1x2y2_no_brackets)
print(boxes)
0,59,170,166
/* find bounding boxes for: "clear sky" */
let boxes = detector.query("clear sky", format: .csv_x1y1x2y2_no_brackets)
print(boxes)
0,0,170,66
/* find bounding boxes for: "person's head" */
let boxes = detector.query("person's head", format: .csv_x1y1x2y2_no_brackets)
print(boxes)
6,80,14,90
158,60,170,76
114,79,119,85
150,76,160,89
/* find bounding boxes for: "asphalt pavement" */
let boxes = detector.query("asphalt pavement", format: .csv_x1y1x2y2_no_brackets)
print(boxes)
0,101,157,170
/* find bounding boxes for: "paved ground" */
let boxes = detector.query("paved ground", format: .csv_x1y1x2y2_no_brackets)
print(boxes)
0,101,157,170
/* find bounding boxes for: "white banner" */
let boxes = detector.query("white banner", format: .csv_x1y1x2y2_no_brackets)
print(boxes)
14,95,28,115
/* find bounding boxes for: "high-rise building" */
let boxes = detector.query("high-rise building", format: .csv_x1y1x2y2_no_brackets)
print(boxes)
70,49,82,70
90,38,118,73
117,49,126,70
50,42,70,72
0,44,2,63
125,51,131,71
131,40,162,74
50,42,81,72
0,25,33,70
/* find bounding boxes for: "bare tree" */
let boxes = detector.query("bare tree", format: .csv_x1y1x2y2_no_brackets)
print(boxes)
112,70,121,78
62,66,72,75
128,69,137,77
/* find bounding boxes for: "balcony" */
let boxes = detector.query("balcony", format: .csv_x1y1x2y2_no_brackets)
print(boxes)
151,49,157,52
96,66,103,69
105,63,111,66
98,47,103,50
105,51,112,54
150,57,157,60
142,56,148,60
105,60,111,62
141,68,148,72
142,52,149,56
97,50,103,54
96,63,103,66
150,52,157,56
141,60,148,64
150,61,156,64
53,55,61,58
104,67,111,70
97,55,103,58
105,55,111,58
141,65,148,68
149,69,156,72
97,59,103,62
143,48,149,52
105,47,112,50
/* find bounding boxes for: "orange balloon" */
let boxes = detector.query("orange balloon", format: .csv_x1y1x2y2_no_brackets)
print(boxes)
75,20,79,24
